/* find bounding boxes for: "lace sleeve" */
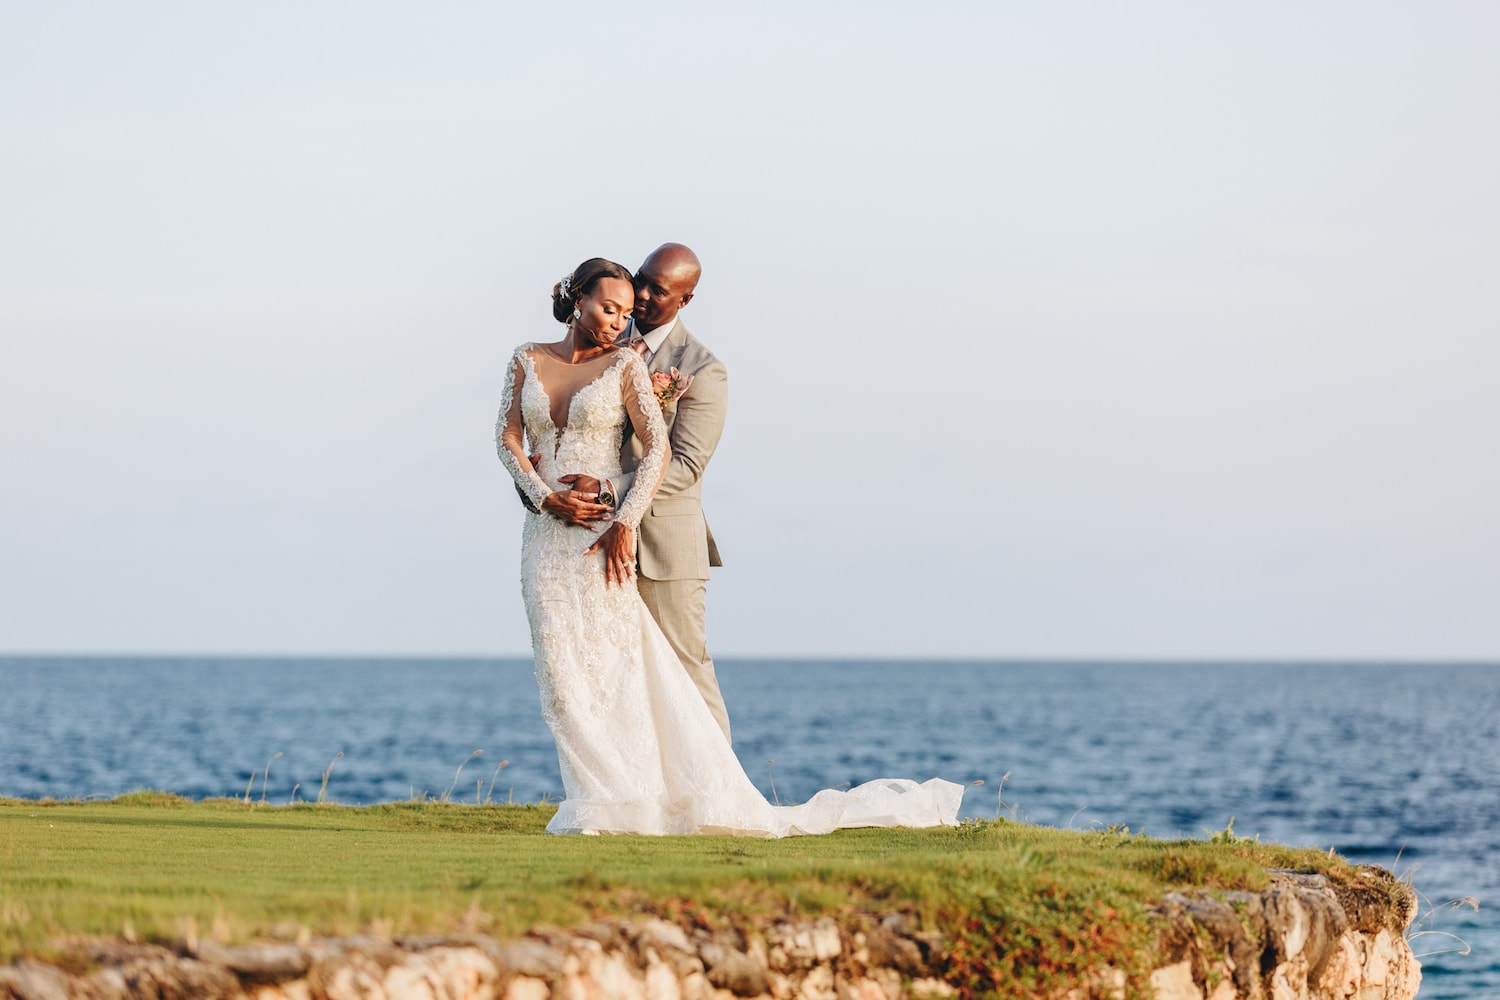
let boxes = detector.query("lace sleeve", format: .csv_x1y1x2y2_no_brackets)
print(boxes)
494,347,551,510
613,357,670,530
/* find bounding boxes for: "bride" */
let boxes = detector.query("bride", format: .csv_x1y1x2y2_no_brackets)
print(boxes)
496,257,962,836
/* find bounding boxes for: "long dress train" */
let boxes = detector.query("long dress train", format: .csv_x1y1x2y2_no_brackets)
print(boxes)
496,345,963,836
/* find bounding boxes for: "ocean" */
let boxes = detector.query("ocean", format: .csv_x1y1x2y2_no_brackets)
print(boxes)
1,657,1495,998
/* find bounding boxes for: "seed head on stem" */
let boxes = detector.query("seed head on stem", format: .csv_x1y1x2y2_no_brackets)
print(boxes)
317,751,344,805
484,760,510,804
259,752,282,804
443,749,483,803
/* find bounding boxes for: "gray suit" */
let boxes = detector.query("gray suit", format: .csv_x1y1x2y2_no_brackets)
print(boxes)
622,318,731,740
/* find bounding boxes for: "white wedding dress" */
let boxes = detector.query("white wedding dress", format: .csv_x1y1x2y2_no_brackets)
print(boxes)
497,344,963,836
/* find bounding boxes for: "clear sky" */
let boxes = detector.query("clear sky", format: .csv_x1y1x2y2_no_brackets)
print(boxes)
2,2,1497,660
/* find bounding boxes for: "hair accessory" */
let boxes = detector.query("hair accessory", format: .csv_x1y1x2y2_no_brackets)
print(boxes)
559,273,573,299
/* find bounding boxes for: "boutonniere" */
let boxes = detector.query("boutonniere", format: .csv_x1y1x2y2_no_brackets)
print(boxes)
651,367,694,407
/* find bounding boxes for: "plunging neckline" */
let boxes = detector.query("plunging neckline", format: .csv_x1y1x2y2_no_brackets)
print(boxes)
524,347,630,445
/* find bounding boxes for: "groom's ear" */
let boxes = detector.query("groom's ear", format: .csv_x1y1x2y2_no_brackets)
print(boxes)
678,291,694,309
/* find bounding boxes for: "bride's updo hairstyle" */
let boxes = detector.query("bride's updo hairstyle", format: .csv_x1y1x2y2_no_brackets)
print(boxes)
551,258,635,323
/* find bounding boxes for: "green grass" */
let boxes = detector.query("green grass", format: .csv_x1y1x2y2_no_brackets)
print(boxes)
0,796,1365,996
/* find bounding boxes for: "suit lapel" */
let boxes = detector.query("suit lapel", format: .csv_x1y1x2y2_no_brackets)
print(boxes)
649,319,688,375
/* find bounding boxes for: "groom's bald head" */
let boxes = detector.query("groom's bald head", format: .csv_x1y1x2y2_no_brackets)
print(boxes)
632,243,701,332
642,243,701,286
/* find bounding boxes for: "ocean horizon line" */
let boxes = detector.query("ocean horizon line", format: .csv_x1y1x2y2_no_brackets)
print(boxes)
2,651,1497,668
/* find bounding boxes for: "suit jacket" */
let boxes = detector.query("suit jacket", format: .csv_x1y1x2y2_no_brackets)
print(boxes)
621,318,726,581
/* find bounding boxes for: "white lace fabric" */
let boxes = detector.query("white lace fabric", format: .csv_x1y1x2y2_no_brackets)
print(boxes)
496,342,964,836
495,346,667,529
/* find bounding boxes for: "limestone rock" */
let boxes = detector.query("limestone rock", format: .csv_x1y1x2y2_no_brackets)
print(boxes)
765,920,841,971
1148,960,1199,1000
496,939,567,984
121,954,241,999
0,866,1421,1000
0,960,73,1000
1154,870,1420,1000
193,941,310,984
698,938,767,998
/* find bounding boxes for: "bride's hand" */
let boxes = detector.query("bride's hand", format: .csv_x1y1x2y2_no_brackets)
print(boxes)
543,474,612,527
541,488,612,526
585,522,636,587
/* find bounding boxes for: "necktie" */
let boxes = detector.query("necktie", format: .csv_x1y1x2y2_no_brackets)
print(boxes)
631,337,651,363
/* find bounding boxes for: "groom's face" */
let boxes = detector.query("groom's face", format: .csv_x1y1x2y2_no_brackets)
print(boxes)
632,263,695,332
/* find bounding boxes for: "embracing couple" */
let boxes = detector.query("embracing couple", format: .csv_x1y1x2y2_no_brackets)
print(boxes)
496,244,962,837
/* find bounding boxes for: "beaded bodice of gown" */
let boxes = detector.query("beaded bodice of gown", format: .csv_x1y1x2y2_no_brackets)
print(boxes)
495,345,667,531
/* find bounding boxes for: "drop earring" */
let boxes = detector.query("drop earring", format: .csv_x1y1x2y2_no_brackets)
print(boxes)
573,308,581,320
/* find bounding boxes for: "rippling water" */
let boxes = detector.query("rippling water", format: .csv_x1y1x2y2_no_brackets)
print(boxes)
2,657,1495,998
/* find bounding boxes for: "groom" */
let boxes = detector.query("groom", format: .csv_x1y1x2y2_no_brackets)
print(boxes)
547,243,733,742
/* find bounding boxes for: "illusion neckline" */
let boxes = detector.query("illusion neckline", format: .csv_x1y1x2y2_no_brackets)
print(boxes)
535,343,622,367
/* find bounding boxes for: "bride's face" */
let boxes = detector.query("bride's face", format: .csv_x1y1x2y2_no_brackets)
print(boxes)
576,278,635,348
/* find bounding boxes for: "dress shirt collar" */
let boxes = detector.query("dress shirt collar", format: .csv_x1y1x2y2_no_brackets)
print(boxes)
630,316,678,360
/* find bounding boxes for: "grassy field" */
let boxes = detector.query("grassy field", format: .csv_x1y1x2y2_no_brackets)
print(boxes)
0,794,1369,992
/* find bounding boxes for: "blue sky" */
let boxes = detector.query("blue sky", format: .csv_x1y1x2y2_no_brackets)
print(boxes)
3,2,1497,658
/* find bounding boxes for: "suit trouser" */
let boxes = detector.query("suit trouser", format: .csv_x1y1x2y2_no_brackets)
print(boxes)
636,574,731,744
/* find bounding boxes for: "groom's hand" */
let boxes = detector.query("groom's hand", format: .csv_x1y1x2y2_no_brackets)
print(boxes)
585,522,636,588
563,474,602,495
540,473,613,526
